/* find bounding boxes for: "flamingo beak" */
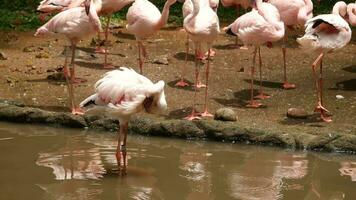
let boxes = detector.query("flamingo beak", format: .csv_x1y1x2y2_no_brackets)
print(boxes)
84,0,90,15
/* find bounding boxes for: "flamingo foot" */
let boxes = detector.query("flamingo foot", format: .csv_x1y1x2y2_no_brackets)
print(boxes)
282,82,296,90
246,100,264,108
95,47,108,54
314,103,330,114
200,110,213,117
184,111,201,121
254,93,271,100
175,79,190,87
194,82,206,89
103,63,115,69
72,107,84,115
196,51,205,60
320,114,333,123
71,77,88,84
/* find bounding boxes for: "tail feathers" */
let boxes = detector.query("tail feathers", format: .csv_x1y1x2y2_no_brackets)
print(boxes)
80,94,98,108
296,35,318,51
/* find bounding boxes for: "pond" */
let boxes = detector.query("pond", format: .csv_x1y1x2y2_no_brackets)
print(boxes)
0,122,355,200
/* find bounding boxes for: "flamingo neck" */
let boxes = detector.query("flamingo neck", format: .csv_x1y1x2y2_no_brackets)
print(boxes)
332,1,347,17
155,0,175,30
347,4,356,25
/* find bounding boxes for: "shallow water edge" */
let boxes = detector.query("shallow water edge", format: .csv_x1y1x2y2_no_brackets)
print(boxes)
0,99,355,154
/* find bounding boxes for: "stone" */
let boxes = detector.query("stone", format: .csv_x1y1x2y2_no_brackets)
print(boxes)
287,108,308,119
152,56,169,65
35,52,50,59
60,48,96,61
214,107,237,121
336,95,345,100
0,52,8,60
23,46,36,52
47,72,66,81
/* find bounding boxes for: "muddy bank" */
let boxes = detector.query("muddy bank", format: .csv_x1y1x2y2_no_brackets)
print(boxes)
1,99,355,154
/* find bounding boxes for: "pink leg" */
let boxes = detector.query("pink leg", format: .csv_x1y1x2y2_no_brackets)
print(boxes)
95,30,106,54
185,49,202,120
103,15,114,69
116,122,128,175
282,37,296,89
137,41,144,74
255,47,270,100
69,44,84,115
176,34,190,87
121,122,128,175
312,54,332,122
246,47,263,108
63,46,74,112
200,46,213,117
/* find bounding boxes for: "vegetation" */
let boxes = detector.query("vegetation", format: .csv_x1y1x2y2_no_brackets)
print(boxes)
0,0,354,31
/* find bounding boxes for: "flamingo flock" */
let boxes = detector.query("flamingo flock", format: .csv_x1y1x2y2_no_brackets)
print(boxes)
33,0,355,173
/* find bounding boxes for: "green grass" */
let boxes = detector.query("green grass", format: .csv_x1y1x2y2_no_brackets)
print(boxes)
0,0,354,31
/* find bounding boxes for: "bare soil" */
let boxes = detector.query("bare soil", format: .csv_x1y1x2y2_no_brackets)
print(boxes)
0,26,355,137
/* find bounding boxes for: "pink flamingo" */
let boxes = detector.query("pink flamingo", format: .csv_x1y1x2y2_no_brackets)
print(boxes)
126,0,177,74
347,2,356,26
220,0,251,47
297,1,352,122
35,0,102,114
80,67,167,174
175,0,218,88
184,0,220,120
224,0,285,108
37,0,84,21
95,0,135,69
267,0,313,89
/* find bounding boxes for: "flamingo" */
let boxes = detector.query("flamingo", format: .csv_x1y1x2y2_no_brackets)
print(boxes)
347,2,356,26
80,67,167,174
37,0,84,21
95,0,135,69
297,1,352,122
35,0,102,114
184,0,220,120
126,0,177,74
220,0,252,47
267,0,313,89
224,0,285,108
175,0,219,88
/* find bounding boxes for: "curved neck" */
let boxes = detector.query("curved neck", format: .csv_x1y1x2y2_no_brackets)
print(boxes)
332,1,346,16
347,4,356,25
155,1,175,30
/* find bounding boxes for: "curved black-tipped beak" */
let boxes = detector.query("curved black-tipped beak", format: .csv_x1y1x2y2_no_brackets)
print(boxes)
84,0,90,15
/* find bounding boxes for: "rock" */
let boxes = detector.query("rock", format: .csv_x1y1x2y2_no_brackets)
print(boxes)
5,76,18,86
214,108,237,121
0,52,8,60
60,48,96,61
47,72,66,81
152,56,169,65
336,95,344,100
23,46,36,52
287,108,308,119
35,52,50,59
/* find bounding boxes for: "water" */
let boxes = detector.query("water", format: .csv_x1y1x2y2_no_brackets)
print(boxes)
0,122,355,200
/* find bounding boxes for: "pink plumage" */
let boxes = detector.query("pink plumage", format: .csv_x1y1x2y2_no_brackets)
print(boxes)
347,2,356,26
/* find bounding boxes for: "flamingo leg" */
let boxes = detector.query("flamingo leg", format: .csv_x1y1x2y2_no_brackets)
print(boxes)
103,15,114,69
116,122,122,171
185,48,202,120
121,122,129,175
201,45,213,117
69,44,84,115
311,53,331,122
137,41,143,74
246,46,263,108
282,36,296,89
95,24,106,54
255,47,270,100
116,122,128,175
175,34,190,87
194,44,206,88
63,46,74,111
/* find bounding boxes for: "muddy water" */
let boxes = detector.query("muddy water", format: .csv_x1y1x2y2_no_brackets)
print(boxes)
0,122,356,200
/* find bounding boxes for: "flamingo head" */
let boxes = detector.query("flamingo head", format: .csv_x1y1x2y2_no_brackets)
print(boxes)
144,81,167,114
166,0,177,6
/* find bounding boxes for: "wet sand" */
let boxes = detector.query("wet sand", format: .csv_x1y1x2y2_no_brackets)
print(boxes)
0,27,355,138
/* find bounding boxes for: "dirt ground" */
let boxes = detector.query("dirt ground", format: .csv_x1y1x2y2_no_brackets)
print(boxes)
0,26,355,137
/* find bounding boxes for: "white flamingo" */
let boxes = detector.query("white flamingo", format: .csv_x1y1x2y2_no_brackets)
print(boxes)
126,0,177,74
297,1,352,122
80,67,167,174
184,0,220,120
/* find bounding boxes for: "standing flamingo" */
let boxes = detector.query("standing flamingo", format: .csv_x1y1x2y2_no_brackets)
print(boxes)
297,1,352,122
184,0,220,120
268,0,313,89
220,0,251,47
96,0,135,69
35,0,102,114
80,67,167,174
126,0,177,74
176,0,218,87
224,0,285,107
37,0,84,21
